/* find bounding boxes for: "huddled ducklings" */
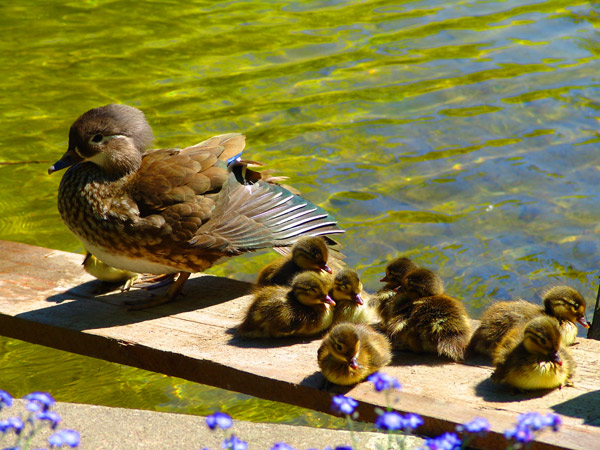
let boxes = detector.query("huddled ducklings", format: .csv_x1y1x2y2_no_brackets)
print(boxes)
469,285,589,357
256,236,332,287
371,257,419,324
83,252,138,290
331,269,372,325
385,268,470,361
238,271,335,338
318,322,392,385
491,316,575,391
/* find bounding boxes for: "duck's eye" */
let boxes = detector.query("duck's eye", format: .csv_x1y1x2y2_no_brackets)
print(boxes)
540,337,547,345
91,134,103,143
335,343,343,351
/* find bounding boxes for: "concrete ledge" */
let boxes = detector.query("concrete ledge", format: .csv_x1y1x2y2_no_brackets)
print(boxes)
1,400,424,449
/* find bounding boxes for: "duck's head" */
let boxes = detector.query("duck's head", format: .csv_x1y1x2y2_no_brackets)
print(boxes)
523,316,563,365
291,272,335,306
49,104,154,177
399,268,444,300
291,236,332,274
542,286,589,328
380,257,417,290
331,269,363,305
325,323,361,369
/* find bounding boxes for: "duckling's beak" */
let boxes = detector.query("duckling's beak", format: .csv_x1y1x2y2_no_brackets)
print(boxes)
578,316,590,328
323,295,336,306
354,294,364,306
380,275,389,283
349,357,359,370
393,285,405,293
552,351,563,366
321,263,333,274
48,149,83,174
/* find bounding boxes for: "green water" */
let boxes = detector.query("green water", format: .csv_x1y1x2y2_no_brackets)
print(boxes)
1,0,599,428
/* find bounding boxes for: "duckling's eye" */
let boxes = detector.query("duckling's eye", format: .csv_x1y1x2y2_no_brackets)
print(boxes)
335,343,343,351
540,337,547,345
91,133,103,143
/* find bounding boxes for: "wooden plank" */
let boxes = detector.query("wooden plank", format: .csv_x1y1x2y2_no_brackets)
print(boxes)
0,240,598,450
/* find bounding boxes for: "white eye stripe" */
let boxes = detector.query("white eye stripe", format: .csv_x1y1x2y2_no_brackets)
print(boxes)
88,134,126,145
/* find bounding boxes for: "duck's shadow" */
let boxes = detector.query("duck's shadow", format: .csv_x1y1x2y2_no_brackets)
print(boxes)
21,275,252,331
552,390,600,427
299,370,357,394
225,329,322,349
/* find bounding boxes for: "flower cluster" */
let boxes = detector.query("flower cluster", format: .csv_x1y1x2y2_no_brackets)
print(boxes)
0,390,80,449
375,412,424,432
419,432,462,450
202,412,247,450
504,412,562,445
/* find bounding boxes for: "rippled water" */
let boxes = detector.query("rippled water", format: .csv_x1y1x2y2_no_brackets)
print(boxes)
1,0,599,427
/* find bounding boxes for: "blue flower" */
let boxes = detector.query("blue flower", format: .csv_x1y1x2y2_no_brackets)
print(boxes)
375,411,404,431
421,432,461,450
36,411,62,429
456,417,490,434
367,372,401,392
271,444,297,450
504,425,534,444
24,392,55,412
206,412,233,430
402,413,424,431
222,435,247,450
1,417,24,435
0,390,13,410
543,413,562,431
331,395,358,416
333,446,353,450
48,429,80,448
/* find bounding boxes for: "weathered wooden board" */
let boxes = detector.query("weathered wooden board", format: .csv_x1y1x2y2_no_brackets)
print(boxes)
0,240,598,450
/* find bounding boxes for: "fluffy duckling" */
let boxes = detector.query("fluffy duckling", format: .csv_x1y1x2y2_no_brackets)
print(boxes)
542,286,589,344
331,269,372,325
256,236,333,287
386,268,470,361
491,316,575,391
469,285,589,357
371,257,420,323
318,322,392,385
238,271,335,338
83,252,138,290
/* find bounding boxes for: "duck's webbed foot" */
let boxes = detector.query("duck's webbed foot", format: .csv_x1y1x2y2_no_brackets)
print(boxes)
124,272,190,310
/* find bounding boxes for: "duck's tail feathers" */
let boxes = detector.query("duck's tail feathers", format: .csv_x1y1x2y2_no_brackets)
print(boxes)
190,172,344,252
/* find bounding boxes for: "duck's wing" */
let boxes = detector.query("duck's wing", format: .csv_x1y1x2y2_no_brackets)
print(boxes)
189,173,344,253
130,133,245,214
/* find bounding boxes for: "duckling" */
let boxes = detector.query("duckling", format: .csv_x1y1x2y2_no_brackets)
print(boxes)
385,269,470,361
371,257,419,323
542,286,589,345
238,271,335,338
377,267,445,335
256,236,333,287
331,269,372,325
469,285,589,357
83,252,138,291
491,316,575,391
318,322,392,385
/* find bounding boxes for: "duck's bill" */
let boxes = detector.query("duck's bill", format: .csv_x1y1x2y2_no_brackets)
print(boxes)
578,317,590,328
323,295,336,306
48,149,83,174
321,264,333,274
552,352,563,366
349,357,359,370
380,275,389,283
354,294,364,305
